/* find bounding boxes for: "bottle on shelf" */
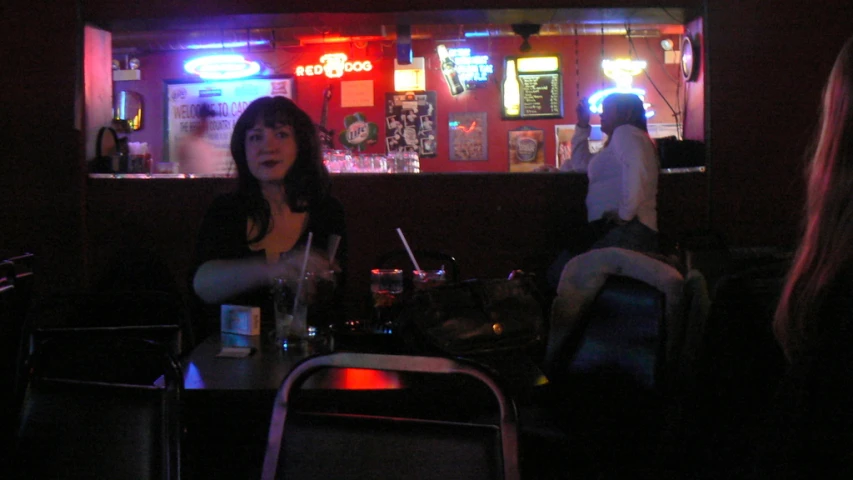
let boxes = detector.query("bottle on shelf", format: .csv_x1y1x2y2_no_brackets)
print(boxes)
436,45,465,96
503,59,521,117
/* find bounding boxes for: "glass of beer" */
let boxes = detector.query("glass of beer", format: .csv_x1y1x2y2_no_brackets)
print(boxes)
370,269,404,334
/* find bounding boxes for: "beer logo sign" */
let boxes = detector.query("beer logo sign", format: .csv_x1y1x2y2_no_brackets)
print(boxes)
338,112,378,151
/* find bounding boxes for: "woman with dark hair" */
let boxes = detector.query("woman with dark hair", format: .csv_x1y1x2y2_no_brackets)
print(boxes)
562,92,659,249
758,35,853,478
191,96,346,337
546,92,660,288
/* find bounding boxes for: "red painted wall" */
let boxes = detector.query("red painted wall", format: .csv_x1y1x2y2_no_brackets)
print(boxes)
116,33,685,173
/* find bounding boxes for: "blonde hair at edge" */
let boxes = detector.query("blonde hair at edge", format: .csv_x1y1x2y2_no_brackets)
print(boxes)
774,35,853,361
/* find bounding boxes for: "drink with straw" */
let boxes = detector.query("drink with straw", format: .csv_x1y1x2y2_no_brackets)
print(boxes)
413,268,447,291
272,232,314,350
370,268,404,334
272,276,309,350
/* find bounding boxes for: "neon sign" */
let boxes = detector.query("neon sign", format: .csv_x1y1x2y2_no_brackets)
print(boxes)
184,54,261,80
587,58,655,118
296,53,373,79
447,48,493,84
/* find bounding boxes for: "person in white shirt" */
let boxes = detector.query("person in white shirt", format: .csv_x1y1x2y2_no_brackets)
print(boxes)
177,104,219,175
547,93,660,288
564,93,659,237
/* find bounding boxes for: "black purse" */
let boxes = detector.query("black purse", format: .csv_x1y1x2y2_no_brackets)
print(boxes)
398,274,546,357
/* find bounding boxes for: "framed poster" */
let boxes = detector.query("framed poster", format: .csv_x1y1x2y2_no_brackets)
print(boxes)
384,91,437,157
554,124,605,168
448,112,487,161
502,55,563,120
508,127,545,172
164,75,295,175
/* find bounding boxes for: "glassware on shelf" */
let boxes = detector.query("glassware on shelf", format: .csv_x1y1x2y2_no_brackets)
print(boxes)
323,149,353,173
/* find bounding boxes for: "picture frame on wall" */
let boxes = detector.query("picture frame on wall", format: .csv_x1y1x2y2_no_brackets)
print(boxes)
163,75,295,175
554,124,605,169
553,123,682,168
384,91,437,157
448,112,487,161
508,126,544,172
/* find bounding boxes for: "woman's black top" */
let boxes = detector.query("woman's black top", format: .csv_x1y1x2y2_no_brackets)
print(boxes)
190,192,347,339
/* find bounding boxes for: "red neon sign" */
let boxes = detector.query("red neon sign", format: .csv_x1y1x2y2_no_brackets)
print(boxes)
295,53,373,79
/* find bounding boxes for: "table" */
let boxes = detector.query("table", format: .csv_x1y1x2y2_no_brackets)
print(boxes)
180,332,548,394
178,332,549,480
181,333,306,391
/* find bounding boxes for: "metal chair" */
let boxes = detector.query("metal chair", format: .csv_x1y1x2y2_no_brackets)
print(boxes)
0,254,35,452
261,352,520,480
11,334,182,480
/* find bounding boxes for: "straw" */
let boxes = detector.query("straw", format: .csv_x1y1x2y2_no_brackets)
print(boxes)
292,232,314,313
395,227,422,273
328,234,342,264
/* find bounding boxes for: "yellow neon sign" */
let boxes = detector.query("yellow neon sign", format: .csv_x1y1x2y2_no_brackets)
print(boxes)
295,53,373,78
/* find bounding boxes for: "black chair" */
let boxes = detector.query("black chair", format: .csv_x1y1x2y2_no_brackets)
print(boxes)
261,352,520,480
375,248,460,285
542,276,671,477
0,254,35,452
10,334,182,480
0,262,20,449
32,289,191,356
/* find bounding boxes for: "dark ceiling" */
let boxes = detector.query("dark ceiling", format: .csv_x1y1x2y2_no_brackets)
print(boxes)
109,8,690,54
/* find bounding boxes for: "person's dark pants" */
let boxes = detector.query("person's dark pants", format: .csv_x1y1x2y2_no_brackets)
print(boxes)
546,217,659,290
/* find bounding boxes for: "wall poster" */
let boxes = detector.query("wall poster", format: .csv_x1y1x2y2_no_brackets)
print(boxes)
508,126,545,172
164,76,295,175
448,112,487,161
384,91,437,157
554,123,681,169
554,124,605,169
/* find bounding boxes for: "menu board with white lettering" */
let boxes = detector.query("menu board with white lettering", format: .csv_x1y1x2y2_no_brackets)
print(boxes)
519,73,562,119
164,76,295,175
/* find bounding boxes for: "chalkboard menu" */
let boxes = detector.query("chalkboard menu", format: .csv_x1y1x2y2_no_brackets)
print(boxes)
519,73,562,118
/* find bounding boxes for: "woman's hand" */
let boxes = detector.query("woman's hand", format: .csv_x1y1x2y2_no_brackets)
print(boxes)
576,97,591,128
276,247,340,282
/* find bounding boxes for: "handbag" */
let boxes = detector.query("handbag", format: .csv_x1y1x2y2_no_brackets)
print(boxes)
397,274,546,357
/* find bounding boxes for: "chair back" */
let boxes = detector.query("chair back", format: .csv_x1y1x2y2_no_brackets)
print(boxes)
11,334,182,480
261,352,519,480
0,254,35,450
33,289,191,356
547,275,666,390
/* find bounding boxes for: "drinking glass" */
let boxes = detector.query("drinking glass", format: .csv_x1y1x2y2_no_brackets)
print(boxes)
370,268,404,334
272,274,314,351
413,269,447,291
308,269,341,337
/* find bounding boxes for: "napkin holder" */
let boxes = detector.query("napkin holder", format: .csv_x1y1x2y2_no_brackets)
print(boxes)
221,304,261,336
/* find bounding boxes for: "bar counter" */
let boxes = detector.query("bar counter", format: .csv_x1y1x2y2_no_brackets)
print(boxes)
85,171,708,316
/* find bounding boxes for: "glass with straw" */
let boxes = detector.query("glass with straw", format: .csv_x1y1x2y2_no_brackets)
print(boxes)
272,232,314,351
308,234,343,337
396,227,447,291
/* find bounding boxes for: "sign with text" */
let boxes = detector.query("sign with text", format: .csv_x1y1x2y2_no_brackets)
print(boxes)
164,76,295,175
505,55,563,120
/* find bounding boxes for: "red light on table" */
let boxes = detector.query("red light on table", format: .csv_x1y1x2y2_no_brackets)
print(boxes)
303,367,405,390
